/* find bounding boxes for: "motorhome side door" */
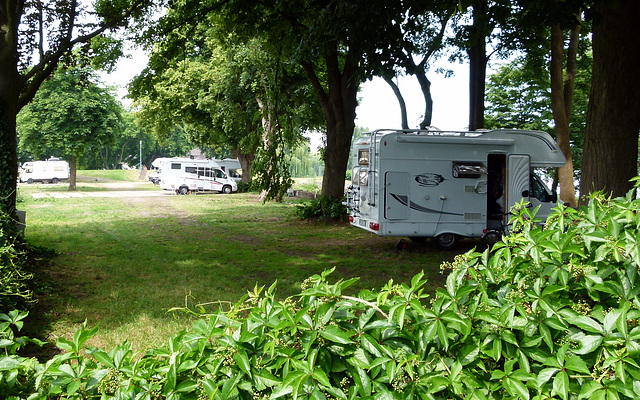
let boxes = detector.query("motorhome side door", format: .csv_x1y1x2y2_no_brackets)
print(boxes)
384,171,410,220
507,154,531,216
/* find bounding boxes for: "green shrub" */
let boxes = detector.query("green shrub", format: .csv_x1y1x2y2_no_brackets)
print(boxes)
0,211,33,313
3,182,640,399
236,180,256,193
294,196,347,221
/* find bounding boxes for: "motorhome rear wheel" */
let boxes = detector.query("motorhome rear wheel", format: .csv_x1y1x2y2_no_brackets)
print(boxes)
434,233,459,251
178,186,189,195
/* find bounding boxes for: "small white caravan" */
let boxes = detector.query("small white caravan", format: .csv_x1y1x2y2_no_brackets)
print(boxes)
214,158,243,182
19,158,69,184
151,157,238,194
344,129,566,249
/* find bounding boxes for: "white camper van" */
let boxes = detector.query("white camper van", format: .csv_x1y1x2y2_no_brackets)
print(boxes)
344,129,566,250
214,158,243,182
151,157,238,194
19,158,69,184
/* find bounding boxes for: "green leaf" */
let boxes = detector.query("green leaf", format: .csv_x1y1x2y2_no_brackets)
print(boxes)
348,348,371,369
176,379,199,393
0,357,21,371
504,376,530,400
537,367,559,387
233,349,252,376
312,369,331,387
254,370,280,387
571,333,603,355
553,370,569,400
320,325,353,345
91,350,115,368
565,314,604,334
360,334,383,357
565,356,591,374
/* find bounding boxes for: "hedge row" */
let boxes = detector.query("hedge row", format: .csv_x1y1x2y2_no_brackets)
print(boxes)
2,182,640,399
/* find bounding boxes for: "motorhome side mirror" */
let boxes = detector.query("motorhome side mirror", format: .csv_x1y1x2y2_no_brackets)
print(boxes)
521,190,530,198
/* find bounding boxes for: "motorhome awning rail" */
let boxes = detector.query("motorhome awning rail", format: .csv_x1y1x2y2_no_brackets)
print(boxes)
396,136,514,145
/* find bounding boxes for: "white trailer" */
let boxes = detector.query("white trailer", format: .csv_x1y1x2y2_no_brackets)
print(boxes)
214,158,243,182
19,158,69,184
151,157,238,194
344,129,566,250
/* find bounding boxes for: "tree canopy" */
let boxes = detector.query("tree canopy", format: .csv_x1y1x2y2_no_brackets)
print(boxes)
18,67,122,189
0,0,154,214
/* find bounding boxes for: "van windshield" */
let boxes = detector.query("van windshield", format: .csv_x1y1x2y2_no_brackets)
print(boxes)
531,171,554,202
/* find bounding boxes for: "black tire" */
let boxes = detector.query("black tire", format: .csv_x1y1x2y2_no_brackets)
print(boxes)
52,178,59,184
178,186,189,195
433,233,459,251
27,178,34,184
482,230,502,246
222,185,232,194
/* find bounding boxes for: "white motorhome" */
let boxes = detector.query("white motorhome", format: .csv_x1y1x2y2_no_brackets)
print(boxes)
214,158,243,182
344,129,566,250
19,158,69,184
151,157,238,194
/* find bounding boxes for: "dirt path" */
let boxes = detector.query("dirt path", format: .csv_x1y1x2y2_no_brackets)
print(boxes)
26,180,173,199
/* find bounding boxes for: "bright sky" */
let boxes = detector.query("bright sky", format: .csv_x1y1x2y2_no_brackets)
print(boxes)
100,49,471,151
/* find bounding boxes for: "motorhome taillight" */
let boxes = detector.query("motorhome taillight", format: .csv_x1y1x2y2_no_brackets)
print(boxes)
370,222,379,231
349,216,354,223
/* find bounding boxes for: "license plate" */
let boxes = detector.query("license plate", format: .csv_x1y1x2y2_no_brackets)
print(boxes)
359,219,366,227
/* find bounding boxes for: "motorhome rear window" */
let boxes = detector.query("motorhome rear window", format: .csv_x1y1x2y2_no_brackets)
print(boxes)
171,163,181,170
358,149,369,165
452,161,487,178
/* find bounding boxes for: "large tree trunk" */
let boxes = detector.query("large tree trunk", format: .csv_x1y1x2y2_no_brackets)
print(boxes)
232,149,254,183
0,62,21,215
580,0,640,202
302,48,359,201
68,155,77,191
549,24,578,207
468,0,489,131
0,96,19,215
415,71,433,129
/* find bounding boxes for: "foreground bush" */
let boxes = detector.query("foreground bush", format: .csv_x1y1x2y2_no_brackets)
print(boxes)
2,184,640,399
0,210,33,313
294,196,347,220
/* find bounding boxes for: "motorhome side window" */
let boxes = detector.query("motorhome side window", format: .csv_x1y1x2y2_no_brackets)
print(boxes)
215,169,226,179
185,167,197,174
171,163,181,170
452,161,487,178
358,149,369,165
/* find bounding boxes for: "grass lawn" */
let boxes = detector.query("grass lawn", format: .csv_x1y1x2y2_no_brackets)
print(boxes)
18,174,473,353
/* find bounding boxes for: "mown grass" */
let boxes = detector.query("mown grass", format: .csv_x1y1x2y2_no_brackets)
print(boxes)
19,180,472,354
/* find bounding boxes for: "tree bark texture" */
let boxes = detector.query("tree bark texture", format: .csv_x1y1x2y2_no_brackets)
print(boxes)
415,72,433,129
232,150,254,183
580,0,640,201
0,35,21,214
549,24,578,207
69,155,77,191
303,48,358,201
468,1,489,131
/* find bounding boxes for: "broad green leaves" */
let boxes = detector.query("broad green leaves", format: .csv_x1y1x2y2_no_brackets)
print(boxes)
4,185,640,398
